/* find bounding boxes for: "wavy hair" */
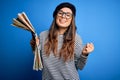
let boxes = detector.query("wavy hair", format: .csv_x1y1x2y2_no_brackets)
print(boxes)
44,16,76,62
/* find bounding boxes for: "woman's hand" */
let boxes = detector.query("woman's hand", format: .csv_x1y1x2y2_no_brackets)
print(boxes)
82,43,94,56
30,37,39,51
35,36,40,46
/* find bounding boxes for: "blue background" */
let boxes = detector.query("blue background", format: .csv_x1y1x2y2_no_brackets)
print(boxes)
0,0,120,80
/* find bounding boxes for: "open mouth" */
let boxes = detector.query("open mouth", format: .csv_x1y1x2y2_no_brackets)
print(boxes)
59,19,67,24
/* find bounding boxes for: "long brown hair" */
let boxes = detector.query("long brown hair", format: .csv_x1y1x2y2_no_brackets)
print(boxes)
44,16,76,62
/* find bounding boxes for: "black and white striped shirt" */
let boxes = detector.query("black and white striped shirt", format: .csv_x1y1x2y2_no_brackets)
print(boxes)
39,31,88,80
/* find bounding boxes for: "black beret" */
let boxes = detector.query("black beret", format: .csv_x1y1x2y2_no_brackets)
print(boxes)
53,2,76,17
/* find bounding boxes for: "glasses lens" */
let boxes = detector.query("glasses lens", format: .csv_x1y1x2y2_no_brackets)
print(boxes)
57,11,63,16
66,13,72,19
57,10,72,19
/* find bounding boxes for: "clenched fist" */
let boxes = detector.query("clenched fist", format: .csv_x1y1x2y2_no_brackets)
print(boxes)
82,43,94,56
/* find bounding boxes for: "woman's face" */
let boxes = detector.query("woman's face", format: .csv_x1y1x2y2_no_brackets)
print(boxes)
56,7,73,28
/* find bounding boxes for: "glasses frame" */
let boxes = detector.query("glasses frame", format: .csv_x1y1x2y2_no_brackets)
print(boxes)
57,10,73,19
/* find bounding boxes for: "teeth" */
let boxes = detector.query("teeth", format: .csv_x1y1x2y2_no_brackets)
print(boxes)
60,19,66,23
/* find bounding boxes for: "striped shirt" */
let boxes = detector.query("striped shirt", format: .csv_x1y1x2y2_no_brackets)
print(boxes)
39,31,88,80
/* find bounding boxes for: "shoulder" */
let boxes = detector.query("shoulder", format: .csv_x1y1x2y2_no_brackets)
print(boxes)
75,33,80,38
39,30,49,36
38,30,49,41
75,33,82,44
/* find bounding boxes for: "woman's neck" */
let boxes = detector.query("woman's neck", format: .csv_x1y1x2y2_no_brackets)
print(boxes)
58,27,67,35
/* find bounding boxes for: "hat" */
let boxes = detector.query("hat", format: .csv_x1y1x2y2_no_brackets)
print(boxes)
53,2,76,17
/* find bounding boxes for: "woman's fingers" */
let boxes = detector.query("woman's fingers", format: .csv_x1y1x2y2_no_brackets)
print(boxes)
30,37,40,46
30,39,35,47
82,43,94,54
35,37,40,46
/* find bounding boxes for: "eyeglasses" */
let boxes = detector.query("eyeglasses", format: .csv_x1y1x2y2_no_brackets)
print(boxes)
57,10,72,19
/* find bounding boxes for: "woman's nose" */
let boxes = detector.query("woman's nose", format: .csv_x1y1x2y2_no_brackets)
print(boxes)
62,13,66,18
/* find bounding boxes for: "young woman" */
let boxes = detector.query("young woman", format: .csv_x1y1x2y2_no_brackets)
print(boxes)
31,2,94,80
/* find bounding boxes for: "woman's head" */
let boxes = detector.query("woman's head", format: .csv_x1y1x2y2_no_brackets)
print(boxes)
44,2,77,62
56,7,73,28
54,2,76,28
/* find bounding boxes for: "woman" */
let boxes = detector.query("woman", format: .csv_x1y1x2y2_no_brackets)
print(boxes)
31,2,94,80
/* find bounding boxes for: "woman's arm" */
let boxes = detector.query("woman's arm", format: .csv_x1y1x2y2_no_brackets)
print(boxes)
75,54,88,70
74,34,94,70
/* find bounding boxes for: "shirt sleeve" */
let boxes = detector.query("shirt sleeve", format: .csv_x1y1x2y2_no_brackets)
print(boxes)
74,34,88,70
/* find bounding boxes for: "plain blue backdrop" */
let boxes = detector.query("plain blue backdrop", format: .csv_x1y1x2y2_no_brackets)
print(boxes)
0,0,120,80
